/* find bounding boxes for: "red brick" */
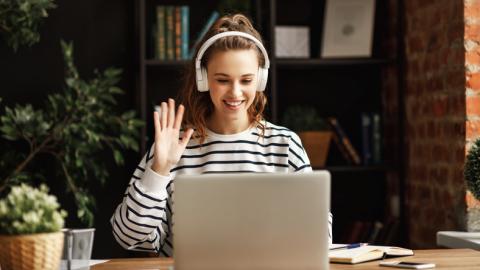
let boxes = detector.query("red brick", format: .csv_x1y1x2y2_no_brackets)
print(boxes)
466,119,480,139
466,51,480,65
467,73,480,90
466,95,480,115
465,2,480,20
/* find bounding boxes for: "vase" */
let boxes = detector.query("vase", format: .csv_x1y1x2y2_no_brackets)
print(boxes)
62,228,95,260
298,131,332,167
466,190,480,232
0,231,64,270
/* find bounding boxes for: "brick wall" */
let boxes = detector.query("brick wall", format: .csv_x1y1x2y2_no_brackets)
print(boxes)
465,0,480,230
384,0,468,248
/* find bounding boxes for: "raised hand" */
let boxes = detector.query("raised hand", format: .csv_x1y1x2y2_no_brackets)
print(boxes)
151,98,194,176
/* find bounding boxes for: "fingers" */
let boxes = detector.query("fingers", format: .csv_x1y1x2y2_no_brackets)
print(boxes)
159,98,185,130
174,104,185,130
167,98,175,127
180,128,194,147
153,111,161,139
161,101,167,129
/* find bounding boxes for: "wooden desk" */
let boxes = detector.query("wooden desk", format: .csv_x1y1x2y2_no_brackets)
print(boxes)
91,249,480,270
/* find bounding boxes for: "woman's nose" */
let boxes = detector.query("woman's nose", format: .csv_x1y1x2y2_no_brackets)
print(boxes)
230,81,242,95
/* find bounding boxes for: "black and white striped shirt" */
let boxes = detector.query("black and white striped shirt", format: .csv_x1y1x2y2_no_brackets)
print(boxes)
111,122,333,256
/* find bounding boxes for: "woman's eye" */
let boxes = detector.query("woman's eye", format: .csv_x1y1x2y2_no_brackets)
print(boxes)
217,79,229,83
242,80,253,84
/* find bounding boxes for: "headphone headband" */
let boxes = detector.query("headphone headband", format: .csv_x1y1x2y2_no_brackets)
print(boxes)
195,31,270,70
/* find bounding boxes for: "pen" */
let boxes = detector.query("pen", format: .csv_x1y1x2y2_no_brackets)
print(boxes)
330,243,368,250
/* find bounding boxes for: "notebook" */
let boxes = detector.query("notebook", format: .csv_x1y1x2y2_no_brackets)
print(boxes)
329,245,414,264
173,171,331,270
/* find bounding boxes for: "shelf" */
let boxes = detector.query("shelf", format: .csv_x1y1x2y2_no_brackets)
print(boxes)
314,165,396,173
144,58,394,68
276,58,394,68
145,59,189,66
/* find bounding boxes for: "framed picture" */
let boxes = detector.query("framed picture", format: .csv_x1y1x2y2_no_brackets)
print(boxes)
275,26,310,58
321,0,375,58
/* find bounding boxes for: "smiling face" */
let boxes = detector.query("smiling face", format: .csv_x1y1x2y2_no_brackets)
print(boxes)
206,49,259,133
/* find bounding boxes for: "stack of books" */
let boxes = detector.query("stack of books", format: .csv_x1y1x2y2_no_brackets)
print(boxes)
153,6,189,60
152,7,220,61
329,243,413,264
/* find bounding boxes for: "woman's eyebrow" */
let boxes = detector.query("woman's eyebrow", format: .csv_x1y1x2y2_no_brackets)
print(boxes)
213,73,255,77
213,73,230,76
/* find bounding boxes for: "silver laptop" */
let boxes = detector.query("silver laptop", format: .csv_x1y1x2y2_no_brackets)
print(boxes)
173,171,331,270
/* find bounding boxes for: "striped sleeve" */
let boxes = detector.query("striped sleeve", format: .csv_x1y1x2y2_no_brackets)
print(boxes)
287,131,312,172
110,144,172,253
289,131,333,244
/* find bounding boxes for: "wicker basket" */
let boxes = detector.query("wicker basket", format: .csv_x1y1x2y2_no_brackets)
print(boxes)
0,231,64,270
298,131,332,167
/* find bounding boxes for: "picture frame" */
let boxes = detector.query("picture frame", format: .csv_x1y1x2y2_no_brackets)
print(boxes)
275,26,310,58
321,0,376,58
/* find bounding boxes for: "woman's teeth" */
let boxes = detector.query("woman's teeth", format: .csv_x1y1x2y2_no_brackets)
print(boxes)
224,101,243,106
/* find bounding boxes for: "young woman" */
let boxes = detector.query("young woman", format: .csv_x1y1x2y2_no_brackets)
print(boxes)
111,13,332,256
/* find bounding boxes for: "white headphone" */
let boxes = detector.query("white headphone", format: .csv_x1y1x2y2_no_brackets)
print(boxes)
195,31,270,92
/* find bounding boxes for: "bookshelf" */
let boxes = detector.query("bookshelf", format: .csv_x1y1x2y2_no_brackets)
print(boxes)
135,0,403,244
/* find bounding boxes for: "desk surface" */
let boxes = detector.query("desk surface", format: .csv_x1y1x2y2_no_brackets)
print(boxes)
91,249,480,270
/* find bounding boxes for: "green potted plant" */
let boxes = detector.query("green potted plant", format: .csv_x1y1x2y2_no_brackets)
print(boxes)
0,41,143,259
0,0,56,51
0,183,67,270
0,41,143,226
464,138,480,231
282,105,332,167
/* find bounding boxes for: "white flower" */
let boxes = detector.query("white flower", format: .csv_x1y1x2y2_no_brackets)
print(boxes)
0,184,67,235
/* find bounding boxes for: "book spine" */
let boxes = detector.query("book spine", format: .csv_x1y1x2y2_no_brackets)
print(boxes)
152,23,158,59
165,6,175,60
330,126,354,164
188,11,220,58
181,6,189,59
368,221,384,244
361,113,372,165
328,118,361,165
174,6,182,60
372,113,382,164
156,6,166,60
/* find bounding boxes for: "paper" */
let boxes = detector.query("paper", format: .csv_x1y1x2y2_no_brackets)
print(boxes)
59,259,109,270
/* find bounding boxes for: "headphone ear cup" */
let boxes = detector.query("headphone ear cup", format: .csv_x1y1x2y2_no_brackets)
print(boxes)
196,67,209,92
257,67,268,91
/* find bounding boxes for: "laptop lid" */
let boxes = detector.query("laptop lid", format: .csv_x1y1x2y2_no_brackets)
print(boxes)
173,171,331,270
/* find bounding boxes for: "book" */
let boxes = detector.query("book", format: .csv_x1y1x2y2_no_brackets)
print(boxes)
180,6,189,59
367,221,384,243
174,6,182,59
371,112,382,164
361,113,372,164
327,117,361,165
155,6,166,60
188,11,220,58
165,6,175,60
329,245,413,264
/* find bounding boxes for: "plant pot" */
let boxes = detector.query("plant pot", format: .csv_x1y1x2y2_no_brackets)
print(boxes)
0,231,64,270
298,131,332,168
466,190,480,232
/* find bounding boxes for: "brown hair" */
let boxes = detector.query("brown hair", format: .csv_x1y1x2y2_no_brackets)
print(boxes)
177,13,267,144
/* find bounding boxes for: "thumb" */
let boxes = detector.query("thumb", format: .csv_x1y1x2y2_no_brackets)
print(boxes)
180,128,194,148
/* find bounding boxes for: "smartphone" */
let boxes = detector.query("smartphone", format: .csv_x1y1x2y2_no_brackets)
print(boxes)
379,261,436,269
